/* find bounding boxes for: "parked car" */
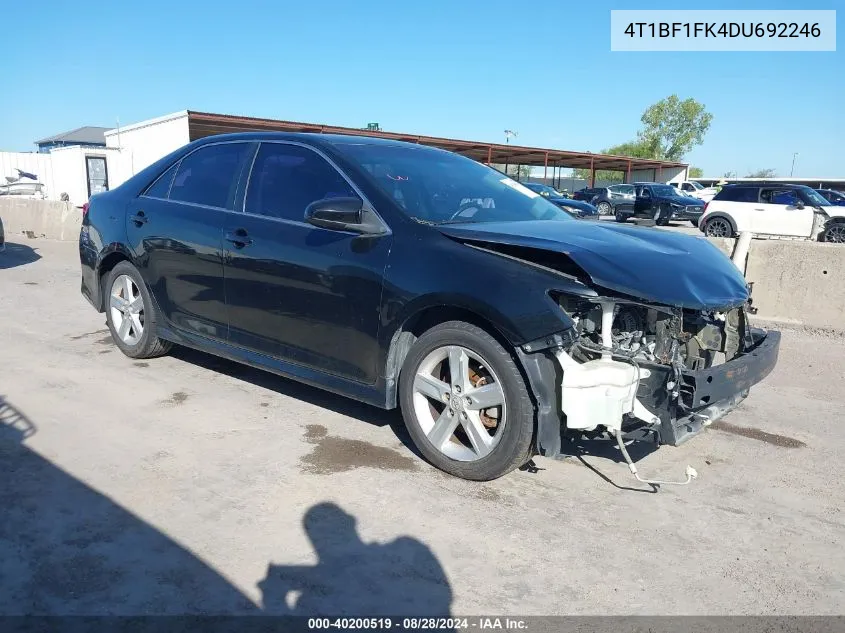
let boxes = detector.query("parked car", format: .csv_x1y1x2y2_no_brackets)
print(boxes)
816,189,845,206
522,183,598,218
590,184,636,216
80,132,780,481
0,215,4,252
522,183,569,199
700,184,845,243
670,180,719,203
614,183,705,226
572,187,604,202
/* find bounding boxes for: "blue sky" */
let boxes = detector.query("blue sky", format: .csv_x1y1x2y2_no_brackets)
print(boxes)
1,0,841,177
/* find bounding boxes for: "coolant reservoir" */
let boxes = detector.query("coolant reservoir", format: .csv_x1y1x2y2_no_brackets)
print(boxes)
560,358,637,432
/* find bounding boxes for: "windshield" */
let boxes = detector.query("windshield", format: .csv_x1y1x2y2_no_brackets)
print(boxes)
688,181,704,190
335,143,573,225
800,187,831,207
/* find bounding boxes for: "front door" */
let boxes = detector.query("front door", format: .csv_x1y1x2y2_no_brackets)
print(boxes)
125,141,255,341
755,187,814,237
223,142,392,384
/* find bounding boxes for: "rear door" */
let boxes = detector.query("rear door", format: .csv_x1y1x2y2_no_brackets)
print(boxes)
125,141,255,341
223,141,392,384
756,187,814,237
634,185,653,215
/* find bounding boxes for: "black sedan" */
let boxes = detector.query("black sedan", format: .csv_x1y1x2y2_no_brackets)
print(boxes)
79,133,779,481
522,183,598,218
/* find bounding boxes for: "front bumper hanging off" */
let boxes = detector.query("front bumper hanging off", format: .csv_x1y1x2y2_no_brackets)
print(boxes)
659,327,780,445
516,327,781,458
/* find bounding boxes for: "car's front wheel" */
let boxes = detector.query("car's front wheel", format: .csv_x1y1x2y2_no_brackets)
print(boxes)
597,201,612,215
105,261,172,359
822,220,845,243
398,321,534,481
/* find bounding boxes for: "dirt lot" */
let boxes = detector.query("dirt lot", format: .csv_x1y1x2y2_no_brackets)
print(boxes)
2,238,844,616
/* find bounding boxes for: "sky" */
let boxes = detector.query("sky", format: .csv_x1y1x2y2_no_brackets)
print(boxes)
1,0,842,177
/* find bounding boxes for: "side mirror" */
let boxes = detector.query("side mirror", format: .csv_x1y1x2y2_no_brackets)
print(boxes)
795,200,805,209
305,197,364,230
304,197,386,235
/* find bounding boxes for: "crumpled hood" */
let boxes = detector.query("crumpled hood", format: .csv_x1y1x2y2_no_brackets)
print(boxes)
438,220,749,310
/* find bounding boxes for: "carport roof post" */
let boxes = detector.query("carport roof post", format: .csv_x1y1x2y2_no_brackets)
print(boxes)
183,110,687,175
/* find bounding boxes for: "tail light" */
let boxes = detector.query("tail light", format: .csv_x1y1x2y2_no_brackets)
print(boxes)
703,201,709,212
82,202,90,215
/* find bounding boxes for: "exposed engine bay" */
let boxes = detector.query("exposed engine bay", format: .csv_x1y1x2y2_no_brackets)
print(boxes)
550,296,763,486
562,298,750,371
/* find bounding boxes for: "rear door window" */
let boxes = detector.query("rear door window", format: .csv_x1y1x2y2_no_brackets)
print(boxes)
169,142,252,210
245,143,359,222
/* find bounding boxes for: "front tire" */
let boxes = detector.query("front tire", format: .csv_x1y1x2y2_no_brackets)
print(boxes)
823,220,845,243
104,261,172,359
597,201,612,215
398,321,534,481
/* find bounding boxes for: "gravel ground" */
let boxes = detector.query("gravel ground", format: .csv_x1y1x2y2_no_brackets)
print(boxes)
1,238,843,616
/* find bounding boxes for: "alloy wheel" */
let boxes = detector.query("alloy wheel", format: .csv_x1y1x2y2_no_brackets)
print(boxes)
412,345,507,462
598,202,611,215
110,274,145,346
825,224,845,243
705,218,731,238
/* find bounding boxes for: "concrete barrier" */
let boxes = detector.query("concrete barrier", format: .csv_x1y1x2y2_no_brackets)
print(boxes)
0,198,82,242
744,240,845,332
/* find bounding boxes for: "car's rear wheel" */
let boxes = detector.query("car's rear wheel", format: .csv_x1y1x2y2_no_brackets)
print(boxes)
597,201,612,215
703,217,734,238
823,221,845,243
615,212,627,223
105,261,172,359
398,321,534,481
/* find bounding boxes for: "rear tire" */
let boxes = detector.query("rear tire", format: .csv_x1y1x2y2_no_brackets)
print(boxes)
104,261,172,359
703,217,735,238
398,321,534,481
615,212,627,223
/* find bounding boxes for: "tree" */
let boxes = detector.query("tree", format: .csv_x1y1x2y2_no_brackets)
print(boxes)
572,96,712,182
688,166,704,178
639,95,713,162
746,168,776,178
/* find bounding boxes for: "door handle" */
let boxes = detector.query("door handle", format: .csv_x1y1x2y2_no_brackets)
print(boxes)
753,208,765,211
225,229,253,248
130,211,148,226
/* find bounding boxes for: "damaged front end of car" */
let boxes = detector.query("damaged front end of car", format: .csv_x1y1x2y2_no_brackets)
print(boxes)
439,220,781,482
547,295,780,445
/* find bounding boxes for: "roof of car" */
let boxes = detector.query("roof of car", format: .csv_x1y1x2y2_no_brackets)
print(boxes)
192,131,443,151
721,182,809,188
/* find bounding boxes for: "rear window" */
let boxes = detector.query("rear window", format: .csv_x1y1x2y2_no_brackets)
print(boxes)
715,186,759,203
